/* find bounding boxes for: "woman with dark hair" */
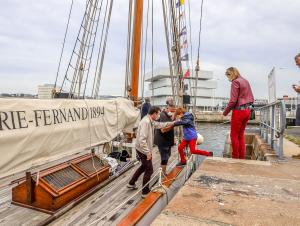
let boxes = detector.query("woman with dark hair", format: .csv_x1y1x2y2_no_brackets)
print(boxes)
141,97,151,119
223,67,254,159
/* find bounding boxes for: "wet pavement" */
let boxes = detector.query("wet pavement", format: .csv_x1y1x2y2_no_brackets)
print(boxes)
152,157,300,226
152,125,300,226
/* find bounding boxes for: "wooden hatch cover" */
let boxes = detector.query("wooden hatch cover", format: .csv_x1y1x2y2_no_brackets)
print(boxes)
12,153,110,214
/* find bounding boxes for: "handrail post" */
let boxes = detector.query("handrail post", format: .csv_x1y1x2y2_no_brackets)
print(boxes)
271,105,275,149
264,109,266,139
278,101,286,159
259,110,265,137
266,108,269,144
258,100,286,159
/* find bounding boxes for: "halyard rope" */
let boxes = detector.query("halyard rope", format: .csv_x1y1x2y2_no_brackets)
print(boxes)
87,169,161,226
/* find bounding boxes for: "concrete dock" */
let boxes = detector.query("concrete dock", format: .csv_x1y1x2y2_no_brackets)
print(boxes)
152,145,300,226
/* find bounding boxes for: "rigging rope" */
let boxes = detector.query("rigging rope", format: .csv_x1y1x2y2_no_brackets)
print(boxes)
87,169,162,226
151,0,154,100
54,0,74,96
181,2,194,107
70,1,98,97
78,1,100,96
162,0,175,101
59,9,86,94
163,0,178,104
187,0,194,80
124,0,133,98
194,0,205,109
93,0,114,98
196,0,204,62
91,0,109,97
170,0,183,106
141,0,150,99
59,0,103,98
83,0,106,97
87,152,195,226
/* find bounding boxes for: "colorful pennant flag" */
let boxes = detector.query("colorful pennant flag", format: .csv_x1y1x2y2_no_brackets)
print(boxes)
176,0,184,7
179,26,187,36
184,69,190,78
181,54,189,61
180,40,188,49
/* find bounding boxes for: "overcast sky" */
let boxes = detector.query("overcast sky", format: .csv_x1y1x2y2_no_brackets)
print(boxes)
0,0,299,99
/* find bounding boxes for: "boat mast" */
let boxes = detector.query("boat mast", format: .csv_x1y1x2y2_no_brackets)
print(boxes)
169,0,184,107
130,0,143,102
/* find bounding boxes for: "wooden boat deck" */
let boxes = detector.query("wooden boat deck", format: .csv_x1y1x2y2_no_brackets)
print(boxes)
0,148,178,226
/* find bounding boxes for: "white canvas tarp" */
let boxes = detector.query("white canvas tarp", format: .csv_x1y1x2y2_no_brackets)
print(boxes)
0,98,139,178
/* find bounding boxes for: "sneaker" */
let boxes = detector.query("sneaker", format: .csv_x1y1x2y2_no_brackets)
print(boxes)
209,151,214,157
127,183,137,190
141,192,149,199
176,162,187,167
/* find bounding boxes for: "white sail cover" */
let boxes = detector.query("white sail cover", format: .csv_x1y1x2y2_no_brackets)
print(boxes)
0,98,139,178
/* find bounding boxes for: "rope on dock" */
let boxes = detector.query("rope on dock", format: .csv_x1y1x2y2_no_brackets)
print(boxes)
87,168,161,226
87,154,196,225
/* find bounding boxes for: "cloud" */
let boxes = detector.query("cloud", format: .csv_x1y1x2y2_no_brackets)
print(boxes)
0,0,299,100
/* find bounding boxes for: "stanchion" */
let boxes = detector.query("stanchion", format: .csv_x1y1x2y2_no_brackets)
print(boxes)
151,167,167,193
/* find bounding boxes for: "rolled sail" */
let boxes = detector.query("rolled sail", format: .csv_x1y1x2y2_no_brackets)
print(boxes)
0,98,139,178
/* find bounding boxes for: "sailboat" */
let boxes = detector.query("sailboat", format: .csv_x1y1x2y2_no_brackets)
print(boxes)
0,0,204,225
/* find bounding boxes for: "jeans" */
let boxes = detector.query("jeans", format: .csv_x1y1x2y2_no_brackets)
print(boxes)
129,151,153,195
230,109,251,159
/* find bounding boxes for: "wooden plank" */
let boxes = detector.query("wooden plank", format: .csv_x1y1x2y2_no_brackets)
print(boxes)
117,166,183,226
0,147,179,226
49,149,178,225
48,165,141,225
0,205,48,226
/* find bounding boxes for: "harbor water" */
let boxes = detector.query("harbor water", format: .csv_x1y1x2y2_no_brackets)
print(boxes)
196,122,258,157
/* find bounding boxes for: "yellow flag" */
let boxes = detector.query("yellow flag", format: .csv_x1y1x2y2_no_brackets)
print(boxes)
180,0,184,5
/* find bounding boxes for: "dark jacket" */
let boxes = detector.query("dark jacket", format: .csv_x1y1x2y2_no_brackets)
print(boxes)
154,111,174,147
141,102,151,119
174,112,197,141
223,76,254,116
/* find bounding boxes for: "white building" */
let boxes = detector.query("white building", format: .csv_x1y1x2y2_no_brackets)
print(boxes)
145,68,218,109
37,84,60,99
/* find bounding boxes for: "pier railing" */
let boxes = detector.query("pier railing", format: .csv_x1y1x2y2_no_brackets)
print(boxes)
258,100,286,159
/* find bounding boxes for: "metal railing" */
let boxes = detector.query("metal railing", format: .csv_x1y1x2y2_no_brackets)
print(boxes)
258,100,286,159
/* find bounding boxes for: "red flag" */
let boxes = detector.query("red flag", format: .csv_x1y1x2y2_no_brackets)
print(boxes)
184,69,190,78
